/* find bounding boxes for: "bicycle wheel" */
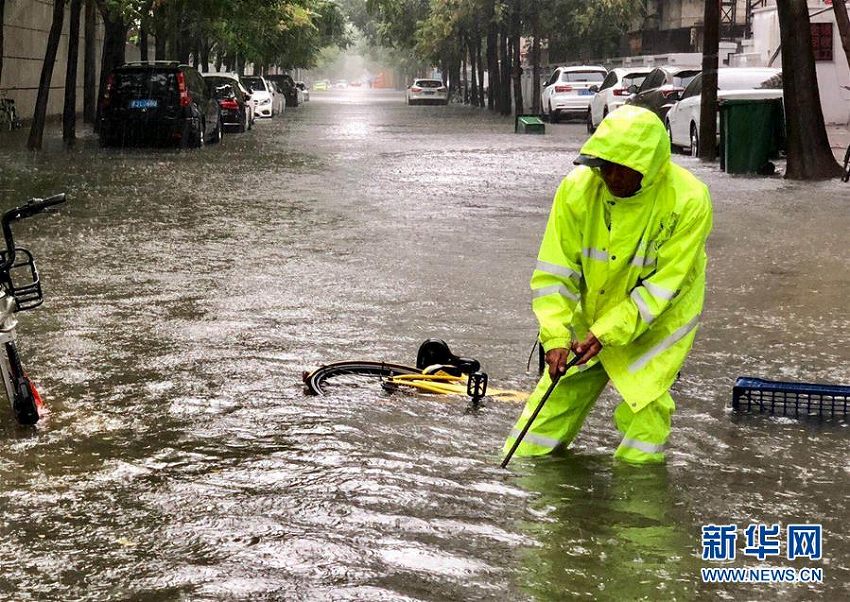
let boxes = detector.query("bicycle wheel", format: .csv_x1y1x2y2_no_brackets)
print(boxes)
303,361,420,396
3,341,40,425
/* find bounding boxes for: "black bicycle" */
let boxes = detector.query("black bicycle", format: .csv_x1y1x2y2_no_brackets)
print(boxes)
0,194,67,424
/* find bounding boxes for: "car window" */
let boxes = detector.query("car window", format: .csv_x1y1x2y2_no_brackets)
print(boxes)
638,70,660,92
680,74,702,100
112,69,178,102
718,70,783,90
415,80,443,88
599,72,617,90
560,70,605,83
243,77,265,92
546,70,559,86
673,70,701,88
621,72,648,89
212,83,237,100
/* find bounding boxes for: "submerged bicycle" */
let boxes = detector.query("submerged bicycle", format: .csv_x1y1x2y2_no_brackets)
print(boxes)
302,339,527,405
0,194,67,424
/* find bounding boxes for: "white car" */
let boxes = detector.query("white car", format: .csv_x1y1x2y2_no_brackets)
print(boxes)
587,67,652,132
242,76,278,118
406,79,448,105
666,67,782,155
541,65,607,123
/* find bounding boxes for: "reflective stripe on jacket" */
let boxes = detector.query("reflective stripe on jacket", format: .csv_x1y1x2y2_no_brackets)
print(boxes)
531,105,713,412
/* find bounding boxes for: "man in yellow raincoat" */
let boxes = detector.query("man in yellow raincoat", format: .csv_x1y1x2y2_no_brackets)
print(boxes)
504,105,712,464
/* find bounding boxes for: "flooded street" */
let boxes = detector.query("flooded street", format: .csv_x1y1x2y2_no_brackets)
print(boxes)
0,88,849,600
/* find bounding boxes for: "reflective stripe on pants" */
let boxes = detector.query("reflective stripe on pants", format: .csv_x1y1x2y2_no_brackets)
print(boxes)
613,393,675,464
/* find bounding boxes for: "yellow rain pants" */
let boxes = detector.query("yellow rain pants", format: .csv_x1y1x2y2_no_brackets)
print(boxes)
503,364,674,463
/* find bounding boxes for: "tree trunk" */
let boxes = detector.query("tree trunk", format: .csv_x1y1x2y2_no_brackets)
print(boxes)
476,35,485,108
461,34,468,104
511,17,523,116
467,34,478,106
140,27,149,61
84,0,97,123
201,38,211,72
776,0,842,179
28,0,66,151
531,11,541,114
95,3,129,131
0,0,6,87
833,1,850,72
64,0,83,146
500,29,511,115
486,23,499,111
699,0,719,161
154,20,166,59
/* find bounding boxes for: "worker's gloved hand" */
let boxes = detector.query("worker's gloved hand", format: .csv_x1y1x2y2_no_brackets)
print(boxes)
572,332,602,365
544,347,572,380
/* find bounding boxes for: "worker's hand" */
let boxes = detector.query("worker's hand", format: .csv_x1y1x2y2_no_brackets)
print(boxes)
571,332,602,365
544,347,572,380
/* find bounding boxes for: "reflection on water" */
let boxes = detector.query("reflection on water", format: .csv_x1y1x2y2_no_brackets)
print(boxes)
0,90,846,599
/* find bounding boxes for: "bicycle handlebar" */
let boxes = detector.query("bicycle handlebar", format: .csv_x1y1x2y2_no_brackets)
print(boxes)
0,194,67,272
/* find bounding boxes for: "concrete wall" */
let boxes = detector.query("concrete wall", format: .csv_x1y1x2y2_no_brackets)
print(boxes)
1,0,140,118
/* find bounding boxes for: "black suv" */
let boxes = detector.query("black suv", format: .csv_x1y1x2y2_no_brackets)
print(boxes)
265,73,299,107
100,61,223,147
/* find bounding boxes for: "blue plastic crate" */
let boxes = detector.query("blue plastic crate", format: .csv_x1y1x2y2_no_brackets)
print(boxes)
732,377,850,418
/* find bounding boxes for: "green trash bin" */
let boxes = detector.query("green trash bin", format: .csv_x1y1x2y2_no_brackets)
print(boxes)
719,98,785,175
515,114,545,134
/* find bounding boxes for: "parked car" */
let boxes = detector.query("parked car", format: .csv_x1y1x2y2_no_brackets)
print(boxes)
295,81,310,102
406,79,448,105
204,73,256,127
204,76,252,133
666,67,783,155
242,76,278,118
625,65,701,121
333,80,349,89
269,82,287,114
541,65,607,123
587,67,652,132
203,73,254,132
100,61,222,147
265,73,299,107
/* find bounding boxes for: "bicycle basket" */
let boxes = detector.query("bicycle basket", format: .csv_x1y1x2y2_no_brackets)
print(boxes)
732,376,850,419
0,248,43,311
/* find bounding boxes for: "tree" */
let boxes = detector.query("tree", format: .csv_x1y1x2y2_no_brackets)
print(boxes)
0,0,5,87
64,0,83,146
699,0,719,161
28,0,66,150
84,0,97,123
776,0,842,179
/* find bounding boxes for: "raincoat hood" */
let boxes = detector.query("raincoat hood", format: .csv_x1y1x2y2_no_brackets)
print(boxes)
579,105,671,189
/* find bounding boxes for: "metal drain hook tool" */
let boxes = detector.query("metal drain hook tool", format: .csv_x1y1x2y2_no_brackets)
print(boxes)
501,352,584,469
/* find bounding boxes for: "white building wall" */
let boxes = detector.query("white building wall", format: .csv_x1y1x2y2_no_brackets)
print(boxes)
736,3,850,124
1,0,141,118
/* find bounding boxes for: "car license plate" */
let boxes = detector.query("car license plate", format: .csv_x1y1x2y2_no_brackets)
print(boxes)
424,91,435,95
579,89,593,96
129,99,158,109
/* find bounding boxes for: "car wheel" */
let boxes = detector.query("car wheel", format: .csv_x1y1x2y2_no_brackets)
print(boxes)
586,109,595,133
549,102,559,124
690,123,699,157
666,120,677,152
238,112,247,133
210,117,223,144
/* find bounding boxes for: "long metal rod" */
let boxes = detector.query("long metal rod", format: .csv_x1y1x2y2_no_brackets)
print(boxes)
501,352,584,469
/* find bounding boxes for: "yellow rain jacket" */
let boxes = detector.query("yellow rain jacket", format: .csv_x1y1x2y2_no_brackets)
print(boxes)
531,105,712,412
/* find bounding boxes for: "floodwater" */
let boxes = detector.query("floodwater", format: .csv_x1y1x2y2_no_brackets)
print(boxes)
0,88,849,601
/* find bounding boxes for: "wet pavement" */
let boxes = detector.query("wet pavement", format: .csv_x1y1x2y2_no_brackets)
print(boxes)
0,88,849,600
